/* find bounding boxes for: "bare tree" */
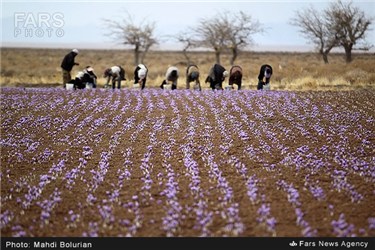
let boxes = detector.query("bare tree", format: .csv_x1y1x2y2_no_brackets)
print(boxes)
103,13,158,66
220,11,263,65
325,0,373,63
194,16,228,64
291,1,373,64
175,32,197,64
290,6,338,64
194,11,263,65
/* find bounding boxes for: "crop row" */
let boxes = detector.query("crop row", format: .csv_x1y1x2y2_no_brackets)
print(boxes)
1,88,374,236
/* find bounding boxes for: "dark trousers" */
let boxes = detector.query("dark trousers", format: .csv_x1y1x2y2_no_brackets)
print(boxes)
62,69,71,88
135,79,147,89
232,83,242,90
112,77,121,89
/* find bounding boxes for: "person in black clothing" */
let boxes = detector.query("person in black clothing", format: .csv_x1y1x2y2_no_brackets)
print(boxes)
74,66,97,89
205,64,228,90
134,64,148,90
228,65,243,90
61,49,79,88
257,64,273,90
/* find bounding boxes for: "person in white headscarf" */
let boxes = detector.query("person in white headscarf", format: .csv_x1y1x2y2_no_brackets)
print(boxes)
160,66,179,90
74,66,97,89
134,64,148,90
257,64,273,90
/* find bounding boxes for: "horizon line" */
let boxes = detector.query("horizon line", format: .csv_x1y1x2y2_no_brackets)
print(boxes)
2,42,374,54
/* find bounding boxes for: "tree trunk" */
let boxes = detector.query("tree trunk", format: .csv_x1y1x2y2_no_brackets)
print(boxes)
140,49,148,64
215,49,221,64
320,44,335,64
182,49,191,64
344,44,353,63
230,48,238,66
134,44,140,66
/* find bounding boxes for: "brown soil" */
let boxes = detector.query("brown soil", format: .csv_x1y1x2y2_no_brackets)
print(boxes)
1,88,374,237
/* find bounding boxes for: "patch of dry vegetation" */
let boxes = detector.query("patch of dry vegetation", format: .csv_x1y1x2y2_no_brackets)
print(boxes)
1,47,374,90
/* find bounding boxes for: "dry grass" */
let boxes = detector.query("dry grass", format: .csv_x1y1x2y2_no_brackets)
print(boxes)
1,47,374,90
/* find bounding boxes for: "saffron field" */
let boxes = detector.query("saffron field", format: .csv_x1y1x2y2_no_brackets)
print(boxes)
1,87,374,237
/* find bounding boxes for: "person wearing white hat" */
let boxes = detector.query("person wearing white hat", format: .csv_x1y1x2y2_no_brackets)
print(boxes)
61,49,79,88
134,64,148,90
205,63,228,90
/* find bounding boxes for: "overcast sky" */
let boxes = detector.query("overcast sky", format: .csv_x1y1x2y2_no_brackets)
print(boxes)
1,0,375,52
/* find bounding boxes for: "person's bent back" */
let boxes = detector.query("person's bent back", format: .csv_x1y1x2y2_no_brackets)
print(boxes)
160,66,179,90
186,64,201,91
257,64,273,90
134,64,148,90
205,64,228,90
104,65,125,89
229,65,243,90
